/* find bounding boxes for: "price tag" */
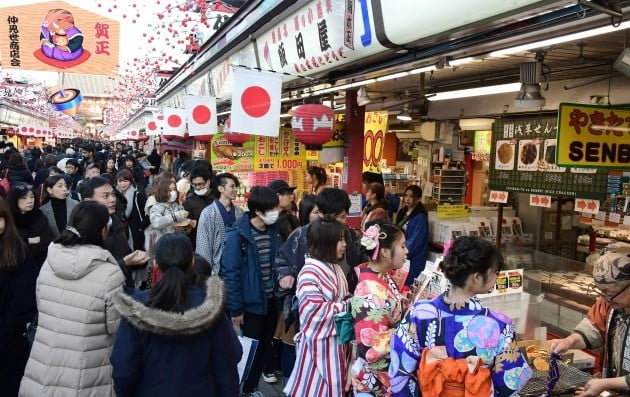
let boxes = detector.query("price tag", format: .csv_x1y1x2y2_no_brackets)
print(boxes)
609,213,621,224
437,204,469,218
595,211,607,221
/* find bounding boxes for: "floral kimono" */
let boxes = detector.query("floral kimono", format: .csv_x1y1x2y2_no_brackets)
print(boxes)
350,266,404,396
389,294,532,397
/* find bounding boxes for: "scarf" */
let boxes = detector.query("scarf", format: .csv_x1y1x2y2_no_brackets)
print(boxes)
215,198,236,228
121,185,136,219
364,200,387,216
12,208,43,230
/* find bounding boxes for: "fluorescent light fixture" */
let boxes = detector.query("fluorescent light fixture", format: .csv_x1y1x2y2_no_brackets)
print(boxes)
376,71,410,81
428,83,521,101
397,106,412,121
490,20,630,57
350,79,376,87
280,113,292,118
280,97,293,102
409,65,437,74
217,110,231,116
449,57,474,66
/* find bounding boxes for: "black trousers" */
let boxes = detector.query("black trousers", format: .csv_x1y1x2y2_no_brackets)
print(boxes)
242,300,278,392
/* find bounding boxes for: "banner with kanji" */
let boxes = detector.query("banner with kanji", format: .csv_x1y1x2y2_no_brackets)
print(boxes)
253,127,307,171
0,1,119,75
363,111,388,172
557,103,630,169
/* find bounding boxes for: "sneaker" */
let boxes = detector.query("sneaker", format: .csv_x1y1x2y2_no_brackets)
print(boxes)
262,371,278,383
243,391,265,397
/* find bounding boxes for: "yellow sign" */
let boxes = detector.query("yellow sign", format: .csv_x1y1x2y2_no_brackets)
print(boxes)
0,1,120,75
323,114,345,148
363,111,388,172
253,127,307,171
557,103,630,169
437,204,469,219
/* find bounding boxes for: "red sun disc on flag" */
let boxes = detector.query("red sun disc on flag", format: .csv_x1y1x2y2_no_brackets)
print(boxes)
168,115,182,127
241,86,271,118
192,105,211,124
21,126,27,132
148,121,157,131
29,127,34,132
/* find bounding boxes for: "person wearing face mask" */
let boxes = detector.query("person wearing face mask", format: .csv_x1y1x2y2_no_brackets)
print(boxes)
222,186,280,397
115,169,149,251
39,175,79,239
7,184,53,268
350,221,408,396
19,201,125,397
149,177,190,245
183,166,214,249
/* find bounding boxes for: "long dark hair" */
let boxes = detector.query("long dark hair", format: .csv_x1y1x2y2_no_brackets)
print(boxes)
145,233,193,312
298,194,317,226
0,198,26,271
54,201,110,247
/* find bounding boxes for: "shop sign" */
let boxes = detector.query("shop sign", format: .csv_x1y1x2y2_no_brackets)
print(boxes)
478,269,524,297
489,190,508,204
210,133,255,172
323,114,345,148
557,103,630,169
0,1,119,75
437,204,468,219
254,127,307,171
574,198,600,215
529,194,551,208
363,111,387,172
489,117,608,200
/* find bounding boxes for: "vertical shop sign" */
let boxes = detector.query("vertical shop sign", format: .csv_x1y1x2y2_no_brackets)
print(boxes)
7,15,20,66
363,111,388,172
489,117,608,200
254,127,307,171
557,103,630,169
323,114,346,147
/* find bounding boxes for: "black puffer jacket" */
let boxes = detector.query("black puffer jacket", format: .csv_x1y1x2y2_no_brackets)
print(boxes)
5,165,33,186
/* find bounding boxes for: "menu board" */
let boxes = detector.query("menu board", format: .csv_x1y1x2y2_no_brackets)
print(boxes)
489,117,608,200
209,133,255,172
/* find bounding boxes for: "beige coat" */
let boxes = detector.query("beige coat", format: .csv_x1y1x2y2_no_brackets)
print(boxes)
19,243,124,397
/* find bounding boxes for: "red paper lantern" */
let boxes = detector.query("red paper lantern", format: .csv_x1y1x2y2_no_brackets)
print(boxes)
223,118,250,147
195,134,213,142
292,104,334,150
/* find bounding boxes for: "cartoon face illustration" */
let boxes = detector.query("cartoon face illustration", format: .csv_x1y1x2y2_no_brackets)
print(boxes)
37,8,88,64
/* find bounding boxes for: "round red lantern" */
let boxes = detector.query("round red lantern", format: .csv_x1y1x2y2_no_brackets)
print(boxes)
195,134,213,142
223,118,250,147
292,104,334,150
6,128,15,137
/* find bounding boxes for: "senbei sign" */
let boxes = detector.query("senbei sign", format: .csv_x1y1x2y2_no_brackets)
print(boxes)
557,103,630,169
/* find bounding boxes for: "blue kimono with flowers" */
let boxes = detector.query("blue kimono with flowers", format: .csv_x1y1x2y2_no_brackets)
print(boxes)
389,294,532,396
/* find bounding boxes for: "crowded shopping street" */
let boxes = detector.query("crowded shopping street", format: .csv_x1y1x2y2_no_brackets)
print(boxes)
1,1,630,396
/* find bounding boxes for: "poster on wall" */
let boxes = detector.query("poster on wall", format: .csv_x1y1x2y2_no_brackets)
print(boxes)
210,133,255,172
363,111,388,173
0,1,119,75
557,103,630,169
489,117,608,200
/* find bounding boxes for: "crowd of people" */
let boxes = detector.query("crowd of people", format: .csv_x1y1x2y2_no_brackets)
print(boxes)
3,139,628,396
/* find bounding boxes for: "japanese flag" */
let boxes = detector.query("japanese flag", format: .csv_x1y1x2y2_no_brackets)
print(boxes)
163,107,187,136
154,112,166,130
230,67,281,137
184,95,217,135
145,115,160,135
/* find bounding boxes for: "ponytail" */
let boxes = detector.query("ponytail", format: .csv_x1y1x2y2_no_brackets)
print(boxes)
145,233,193,312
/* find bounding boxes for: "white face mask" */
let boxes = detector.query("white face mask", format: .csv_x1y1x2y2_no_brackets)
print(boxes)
194,188,208,196
168,191,178,202
260,210,280,225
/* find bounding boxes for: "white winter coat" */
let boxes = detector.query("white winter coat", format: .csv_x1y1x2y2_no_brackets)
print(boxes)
19,243,124,397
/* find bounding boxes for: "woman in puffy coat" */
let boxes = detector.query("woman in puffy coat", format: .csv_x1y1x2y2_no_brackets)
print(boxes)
149,177,189,243
19,201,125,397
110,233,241,396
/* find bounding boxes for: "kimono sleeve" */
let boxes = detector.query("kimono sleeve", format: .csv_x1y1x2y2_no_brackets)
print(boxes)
491,322,532,396
389,305,424,397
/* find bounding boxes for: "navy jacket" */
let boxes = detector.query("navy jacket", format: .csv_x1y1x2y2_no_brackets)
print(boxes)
110,277,241,397
222,212,279,317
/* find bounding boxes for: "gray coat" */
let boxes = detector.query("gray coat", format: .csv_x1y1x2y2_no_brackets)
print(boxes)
40,196,79,238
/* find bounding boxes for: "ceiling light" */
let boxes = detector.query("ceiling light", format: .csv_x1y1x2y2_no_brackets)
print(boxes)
490,20,630,57
397,105,412,121
217,110,231,116
449,57,474,66
409,65,437,74
280,113,292,118
376,71,410,81
357,86,371,106
350,79,376,87
428,83,521,101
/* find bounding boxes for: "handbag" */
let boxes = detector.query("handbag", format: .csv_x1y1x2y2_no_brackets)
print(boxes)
0,168,10,198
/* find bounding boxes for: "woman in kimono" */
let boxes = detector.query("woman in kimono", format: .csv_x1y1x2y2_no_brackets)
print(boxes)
389,236,532,397
284,216,350,397
351,221,407,396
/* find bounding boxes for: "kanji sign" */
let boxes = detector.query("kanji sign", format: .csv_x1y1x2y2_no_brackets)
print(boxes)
557,103,630,169
489,117,608,200
363,111,388,172
0,1,119,75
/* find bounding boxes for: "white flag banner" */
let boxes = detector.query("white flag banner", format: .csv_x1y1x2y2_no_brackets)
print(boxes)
153,112,166,130
185,95,217,136
230,67,281,137
163,107,187,136
145,115,160,136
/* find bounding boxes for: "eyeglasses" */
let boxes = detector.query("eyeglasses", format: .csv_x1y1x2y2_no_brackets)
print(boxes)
593,283,630,303
191,182,207,188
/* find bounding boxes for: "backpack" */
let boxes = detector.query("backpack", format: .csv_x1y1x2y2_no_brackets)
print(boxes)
0,168,10,198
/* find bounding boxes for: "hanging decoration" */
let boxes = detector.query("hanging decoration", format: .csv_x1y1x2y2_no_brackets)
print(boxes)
292,104,334,150
48,88,83,119
222,118,250,147
195,134,213,142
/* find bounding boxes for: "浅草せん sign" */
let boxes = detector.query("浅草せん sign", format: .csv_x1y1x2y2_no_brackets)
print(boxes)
557,103,630,169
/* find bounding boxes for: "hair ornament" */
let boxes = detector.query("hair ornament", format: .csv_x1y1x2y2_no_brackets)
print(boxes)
361,224,388,260
443,239,455,257
66,226,81,238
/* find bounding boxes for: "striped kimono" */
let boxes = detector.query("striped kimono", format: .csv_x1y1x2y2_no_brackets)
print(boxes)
284,257,350,397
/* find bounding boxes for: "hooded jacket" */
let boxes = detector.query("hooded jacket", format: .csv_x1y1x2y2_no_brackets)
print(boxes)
19,243,125,397
110,276,242,397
